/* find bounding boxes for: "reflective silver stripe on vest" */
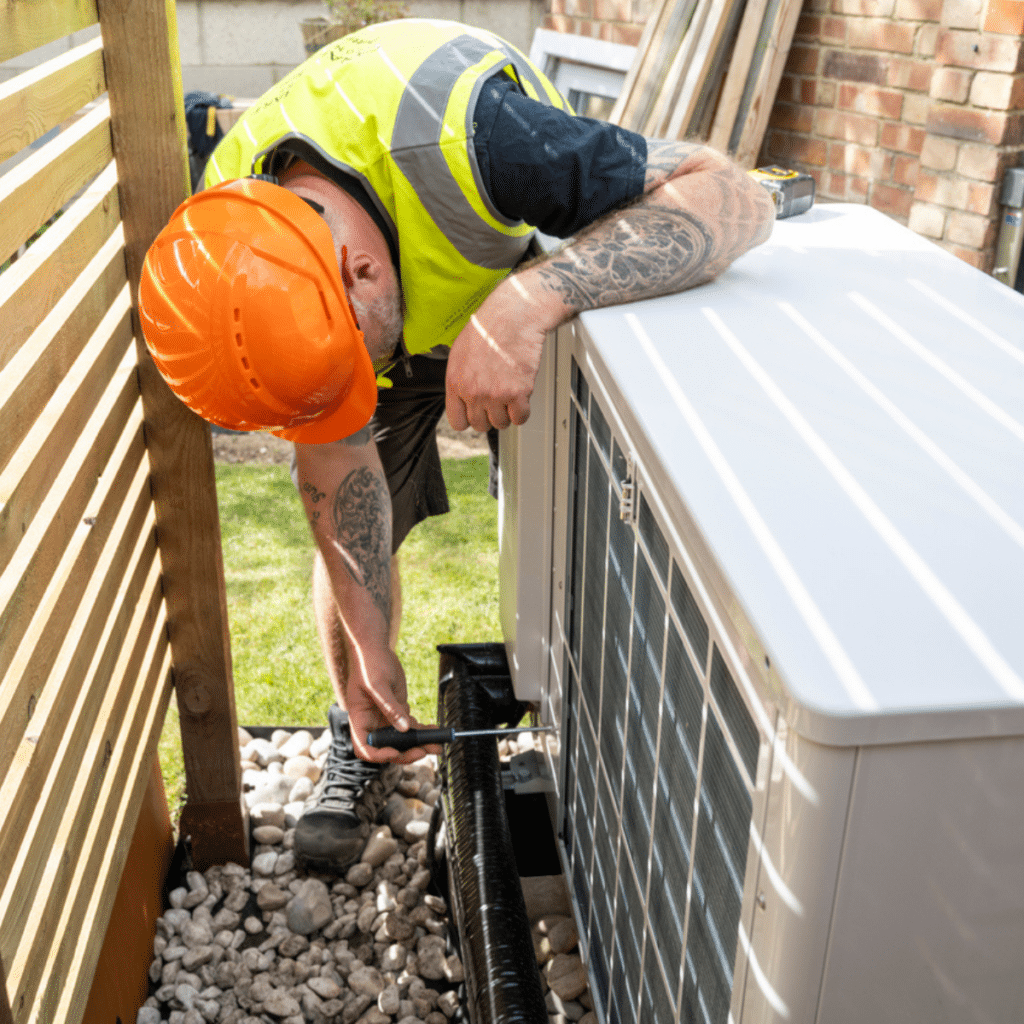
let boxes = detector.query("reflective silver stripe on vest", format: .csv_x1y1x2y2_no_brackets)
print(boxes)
390,34,543,271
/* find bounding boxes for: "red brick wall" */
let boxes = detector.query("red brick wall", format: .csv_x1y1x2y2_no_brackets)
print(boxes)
764,0,1023,268
545,0,1024,271
545,0,658,47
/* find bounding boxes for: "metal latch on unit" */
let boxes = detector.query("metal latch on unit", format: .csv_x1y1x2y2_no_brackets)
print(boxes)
619,453,637,522
501,749,552,795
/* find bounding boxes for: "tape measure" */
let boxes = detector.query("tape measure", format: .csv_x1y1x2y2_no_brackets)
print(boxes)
749,166,815,219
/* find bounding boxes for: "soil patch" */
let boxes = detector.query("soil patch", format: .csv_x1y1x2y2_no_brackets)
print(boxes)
211,421,489,465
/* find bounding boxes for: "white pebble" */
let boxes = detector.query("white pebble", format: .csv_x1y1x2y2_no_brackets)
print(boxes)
253,825,285,845
168,887,188,909
250,802,286,830
283,754,320,781
289,777,314,803
252,851,278,876
243,916,264,934
310,731,332,759
279,730,314,759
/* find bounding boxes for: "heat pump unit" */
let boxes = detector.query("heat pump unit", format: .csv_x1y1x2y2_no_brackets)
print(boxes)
498,205,1024,1023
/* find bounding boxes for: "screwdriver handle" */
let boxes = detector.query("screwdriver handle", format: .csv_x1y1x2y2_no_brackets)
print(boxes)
367,726,454,751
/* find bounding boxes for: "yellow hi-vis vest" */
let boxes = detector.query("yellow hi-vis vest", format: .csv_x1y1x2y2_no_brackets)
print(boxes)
204,19,570,359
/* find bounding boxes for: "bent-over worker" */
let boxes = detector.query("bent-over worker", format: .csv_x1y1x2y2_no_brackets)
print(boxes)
138,18,775,873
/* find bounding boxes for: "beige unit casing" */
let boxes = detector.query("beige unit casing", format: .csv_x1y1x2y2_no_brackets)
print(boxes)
498,205,1024,1024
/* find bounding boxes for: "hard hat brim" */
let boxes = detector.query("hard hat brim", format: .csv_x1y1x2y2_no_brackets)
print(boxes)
271,339,379,444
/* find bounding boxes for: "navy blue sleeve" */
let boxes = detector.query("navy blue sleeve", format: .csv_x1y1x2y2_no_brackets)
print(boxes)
472,76,648,239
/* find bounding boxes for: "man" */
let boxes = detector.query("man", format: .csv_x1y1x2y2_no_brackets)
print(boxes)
140,18,775,872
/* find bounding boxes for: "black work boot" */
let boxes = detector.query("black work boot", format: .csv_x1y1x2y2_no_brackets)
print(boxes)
293,705,401,873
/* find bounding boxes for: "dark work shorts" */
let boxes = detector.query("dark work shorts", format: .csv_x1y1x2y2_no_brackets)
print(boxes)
371,355,498,553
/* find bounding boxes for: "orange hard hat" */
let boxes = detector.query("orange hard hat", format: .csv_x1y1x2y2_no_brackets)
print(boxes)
138,177,376,444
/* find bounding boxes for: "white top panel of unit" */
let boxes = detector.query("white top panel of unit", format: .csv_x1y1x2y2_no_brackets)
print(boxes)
578,203,1024,746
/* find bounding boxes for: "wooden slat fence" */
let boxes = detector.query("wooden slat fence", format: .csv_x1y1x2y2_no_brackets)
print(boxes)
0,1,248,1020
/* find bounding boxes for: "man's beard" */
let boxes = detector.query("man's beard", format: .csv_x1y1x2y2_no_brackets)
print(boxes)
352,286,405,365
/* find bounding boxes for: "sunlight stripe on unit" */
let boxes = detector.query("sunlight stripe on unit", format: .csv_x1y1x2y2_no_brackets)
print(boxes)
626,312,877,713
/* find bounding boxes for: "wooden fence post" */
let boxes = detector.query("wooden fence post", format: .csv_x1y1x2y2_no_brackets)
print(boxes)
95,0,247,869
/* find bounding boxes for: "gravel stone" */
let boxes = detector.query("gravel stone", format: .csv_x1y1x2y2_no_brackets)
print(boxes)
253,825,285,845
251,852,278,876
144,745,591,1024
288,878,333,935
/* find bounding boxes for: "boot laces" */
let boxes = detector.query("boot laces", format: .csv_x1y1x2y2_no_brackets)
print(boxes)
318,736,381,813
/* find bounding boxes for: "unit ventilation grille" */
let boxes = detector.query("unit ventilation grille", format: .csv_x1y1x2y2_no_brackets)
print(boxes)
560,358,760,1024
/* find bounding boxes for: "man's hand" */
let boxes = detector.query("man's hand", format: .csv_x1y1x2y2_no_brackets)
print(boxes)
444,278,559,432
339,638,438,764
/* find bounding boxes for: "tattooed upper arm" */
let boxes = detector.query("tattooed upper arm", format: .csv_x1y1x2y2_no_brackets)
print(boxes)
642,139,704,192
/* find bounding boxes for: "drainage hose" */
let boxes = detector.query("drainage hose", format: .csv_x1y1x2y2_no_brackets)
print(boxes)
438,645,547,1024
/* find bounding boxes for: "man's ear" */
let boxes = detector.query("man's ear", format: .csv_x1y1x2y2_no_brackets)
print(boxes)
347,249,385,285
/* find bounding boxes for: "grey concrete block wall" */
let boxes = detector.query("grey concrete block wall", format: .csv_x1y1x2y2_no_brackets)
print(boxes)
177,0,546,97
0,3,544,97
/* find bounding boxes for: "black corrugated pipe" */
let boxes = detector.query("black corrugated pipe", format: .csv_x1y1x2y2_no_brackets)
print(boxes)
436,643,548,1024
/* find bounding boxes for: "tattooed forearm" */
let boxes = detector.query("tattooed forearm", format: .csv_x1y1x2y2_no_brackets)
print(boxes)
534,205,715,309
331,467,392,623
528,148,773,313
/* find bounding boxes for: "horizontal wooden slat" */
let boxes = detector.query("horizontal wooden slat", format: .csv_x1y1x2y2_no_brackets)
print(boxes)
13,569,167,1024
0,0,98,65
37,617,171,1024
0,284,133,588
0,223,127,480
0,390,145,745
0,490,157,952
0,162,119,376
0,98,110,265
5,538,164,1016
0,35,105,162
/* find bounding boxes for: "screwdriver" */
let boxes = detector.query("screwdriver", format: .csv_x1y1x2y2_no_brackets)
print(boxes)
367,725,554,752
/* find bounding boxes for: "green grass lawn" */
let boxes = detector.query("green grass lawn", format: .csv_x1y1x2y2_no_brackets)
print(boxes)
158,455,500,819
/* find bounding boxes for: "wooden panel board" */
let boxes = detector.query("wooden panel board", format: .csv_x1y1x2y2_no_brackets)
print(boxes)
0,398,145,762
0,492,155,927
0,225,127,484
41,629,171,1024
707,0,773,152
608,0,670,129
97,0,244,841
0,286,133,599
730,0,803,166
615,0,702,135
0,163,119,377
3,522,161,1011
0,35,105,162
0,335,139,790
0,0,98,64
9,565,169,1024
642,0,716,137
0,99,111,267
664,0,746,139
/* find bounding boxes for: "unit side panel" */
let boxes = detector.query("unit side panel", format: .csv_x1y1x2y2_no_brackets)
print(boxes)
817,736,1024,1023
551,324,778,1024
740,729,855,1023
500,326,557,702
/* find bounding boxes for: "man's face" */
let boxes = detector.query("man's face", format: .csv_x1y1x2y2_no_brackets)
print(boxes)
351,279,404,366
